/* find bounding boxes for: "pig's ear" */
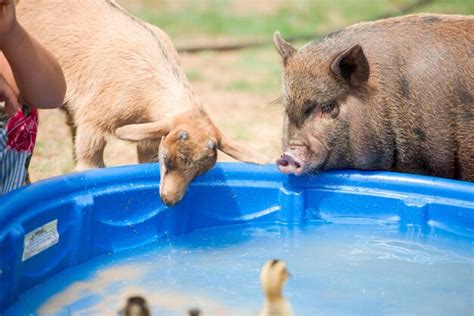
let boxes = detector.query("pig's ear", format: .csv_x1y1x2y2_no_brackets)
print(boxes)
115,121,170,141
330,44,370,88
217,131,269,164
273,31,296,65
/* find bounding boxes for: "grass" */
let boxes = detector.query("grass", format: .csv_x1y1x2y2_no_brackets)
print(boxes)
124,0,472,42
218,47,282,92
412,0,474,13
185,68,203,81
130,0,395,39
224,79,254,91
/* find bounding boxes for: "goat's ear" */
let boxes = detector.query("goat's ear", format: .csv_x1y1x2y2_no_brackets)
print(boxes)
273,31,296,65
217,130,269,164
115,121,170,141
330,44,370,88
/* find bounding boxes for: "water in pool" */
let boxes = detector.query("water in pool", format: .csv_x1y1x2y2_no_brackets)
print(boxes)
5,219,473,315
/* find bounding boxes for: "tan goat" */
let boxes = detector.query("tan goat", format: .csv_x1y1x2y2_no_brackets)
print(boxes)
17,0,268,205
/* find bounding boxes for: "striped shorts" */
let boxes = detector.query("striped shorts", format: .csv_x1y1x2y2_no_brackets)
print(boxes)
0,105,38,194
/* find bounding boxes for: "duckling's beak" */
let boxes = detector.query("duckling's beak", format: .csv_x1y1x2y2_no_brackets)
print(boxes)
286,269,292,277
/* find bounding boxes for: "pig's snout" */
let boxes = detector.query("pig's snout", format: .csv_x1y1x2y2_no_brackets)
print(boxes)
276,151,305,176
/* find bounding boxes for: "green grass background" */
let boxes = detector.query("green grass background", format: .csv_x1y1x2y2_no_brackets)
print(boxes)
127,0,473,40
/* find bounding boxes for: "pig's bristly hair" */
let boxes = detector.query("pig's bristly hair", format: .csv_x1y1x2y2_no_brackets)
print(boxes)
304,170,321,181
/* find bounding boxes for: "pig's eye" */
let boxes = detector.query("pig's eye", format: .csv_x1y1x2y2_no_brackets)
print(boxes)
303,101,317,118
321,101,337,113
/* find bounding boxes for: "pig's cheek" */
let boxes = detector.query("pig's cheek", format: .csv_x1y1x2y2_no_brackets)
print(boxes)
282,116,290,149
306,134,329,163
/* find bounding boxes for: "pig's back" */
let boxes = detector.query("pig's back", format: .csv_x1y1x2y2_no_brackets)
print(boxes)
316,14,473,87
351,14,473,121
355,14,472,89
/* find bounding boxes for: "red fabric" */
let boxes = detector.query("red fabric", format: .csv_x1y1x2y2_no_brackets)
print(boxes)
6,107,38,152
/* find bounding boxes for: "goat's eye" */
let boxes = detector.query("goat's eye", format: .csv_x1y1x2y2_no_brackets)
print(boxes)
321,101,337,113
178,130,189,141
303,101,317,118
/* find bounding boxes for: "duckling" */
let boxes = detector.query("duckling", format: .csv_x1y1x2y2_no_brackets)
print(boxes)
187,308,202,316
120,295,150,316
259,259,293,316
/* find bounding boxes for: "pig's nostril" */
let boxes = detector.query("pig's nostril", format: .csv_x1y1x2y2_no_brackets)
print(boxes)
295,162,301,169
279,159,289,167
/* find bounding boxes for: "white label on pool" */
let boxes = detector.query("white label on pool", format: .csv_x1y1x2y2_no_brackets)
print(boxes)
22,219,59,261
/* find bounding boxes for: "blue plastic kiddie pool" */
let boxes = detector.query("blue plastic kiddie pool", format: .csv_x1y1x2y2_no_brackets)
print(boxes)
0,163,473,315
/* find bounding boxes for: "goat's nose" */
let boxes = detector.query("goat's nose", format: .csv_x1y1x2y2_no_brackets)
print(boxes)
276,152,305,176
160,189,183,206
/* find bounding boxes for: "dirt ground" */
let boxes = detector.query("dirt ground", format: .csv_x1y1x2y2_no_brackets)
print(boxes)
29,48,284,182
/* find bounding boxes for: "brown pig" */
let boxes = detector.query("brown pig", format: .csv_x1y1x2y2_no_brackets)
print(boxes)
274,14,473,181
16,0,268,205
